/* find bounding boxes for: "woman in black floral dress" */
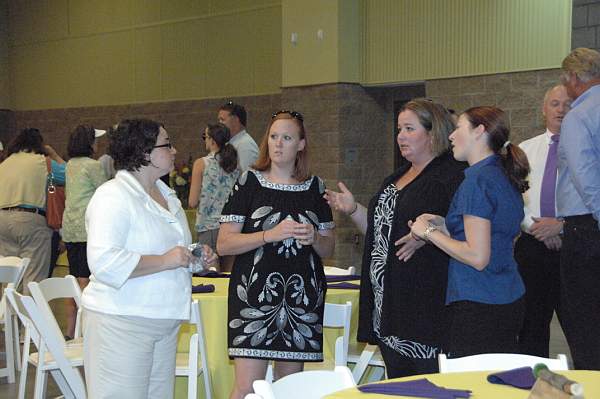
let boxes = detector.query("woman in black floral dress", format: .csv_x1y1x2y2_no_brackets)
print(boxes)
218,111,335,399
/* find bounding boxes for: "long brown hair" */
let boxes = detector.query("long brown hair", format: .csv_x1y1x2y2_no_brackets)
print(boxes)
463,106,530,193
253,112,310,181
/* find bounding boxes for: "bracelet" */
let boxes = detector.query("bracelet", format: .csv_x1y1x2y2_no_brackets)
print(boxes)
423,225,437,241
349,203,359,216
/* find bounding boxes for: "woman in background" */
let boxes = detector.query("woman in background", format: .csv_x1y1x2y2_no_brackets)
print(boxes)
411,106,529,357
61,125,108,338
189,123,239,271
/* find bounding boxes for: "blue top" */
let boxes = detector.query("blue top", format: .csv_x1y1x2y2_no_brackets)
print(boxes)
445,154,525,305
557,84,600,229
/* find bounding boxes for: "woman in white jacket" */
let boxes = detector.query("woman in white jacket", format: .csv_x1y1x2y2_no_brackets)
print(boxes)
83,119,216,399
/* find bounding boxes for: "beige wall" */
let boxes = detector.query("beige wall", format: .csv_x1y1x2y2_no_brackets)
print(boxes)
8,0,282,110
362,0,571,84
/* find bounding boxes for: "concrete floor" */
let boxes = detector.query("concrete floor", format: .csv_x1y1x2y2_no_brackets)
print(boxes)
0,265,573,398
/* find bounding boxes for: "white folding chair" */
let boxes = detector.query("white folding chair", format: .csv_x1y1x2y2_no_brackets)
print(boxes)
176,300,212,399
253,365,355,399
0,256,30,383
347,343,386,383
28,275,83,341
5,288,85,399
323,266,356,276
438,353,569,373
265,301,352,381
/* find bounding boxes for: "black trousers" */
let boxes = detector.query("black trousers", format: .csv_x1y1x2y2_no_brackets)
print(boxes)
447,298,524,358
514,232,563,357
560,214,600,370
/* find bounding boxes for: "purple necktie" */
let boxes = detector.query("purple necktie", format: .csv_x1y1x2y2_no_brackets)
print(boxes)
540,134,559,217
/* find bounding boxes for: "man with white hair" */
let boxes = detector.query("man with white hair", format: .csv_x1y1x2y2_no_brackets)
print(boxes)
515,85,570,358
557,47,600,370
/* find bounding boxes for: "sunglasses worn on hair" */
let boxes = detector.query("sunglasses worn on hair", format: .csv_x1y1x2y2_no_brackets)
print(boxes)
153,143,173,149
271,110,304,122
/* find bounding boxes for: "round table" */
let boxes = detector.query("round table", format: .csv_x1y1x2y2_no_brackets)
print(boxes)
324,370,600,398
175,276,361,399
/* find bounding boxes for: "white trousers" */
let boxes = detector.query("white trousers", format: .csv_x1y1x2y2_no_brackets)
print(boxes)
83,308,181,399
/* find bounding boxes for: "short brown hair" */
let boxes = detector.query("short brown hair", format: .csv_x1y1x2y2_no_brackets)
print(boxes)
253,112,310,181
400,99,454,157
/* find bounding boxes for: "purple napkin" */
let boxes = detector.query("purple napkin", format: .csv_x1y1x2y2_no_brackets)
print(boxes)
487,367,536,389
325,275,361,282
192,284,215,294
327,282,360,290
358,378,471,398
194,270,229,278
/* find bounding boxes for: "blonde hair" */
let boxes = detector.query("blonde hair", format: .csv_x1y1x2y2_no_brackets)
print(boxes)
562,48,600,83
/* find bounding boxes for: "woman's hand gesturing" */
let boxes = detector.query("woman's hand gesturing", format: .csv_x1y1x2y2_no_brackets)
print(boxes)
324,182,357,215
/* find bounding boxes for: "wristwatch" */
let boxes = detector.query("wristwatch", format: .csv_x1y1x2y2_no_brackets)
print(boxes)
423,224,437,241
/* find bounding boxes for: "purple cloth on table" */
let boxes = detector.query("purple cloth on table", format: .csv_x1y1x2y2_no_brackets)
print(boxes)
325,274,361,282
358,378,471,398
327,282,360,290
487,367,536,389
193,270,229,278
191,284,215,294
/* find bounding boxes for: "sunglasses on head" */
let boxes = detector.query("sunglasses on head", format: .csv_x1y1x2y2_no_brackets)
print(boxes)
271,110,304,122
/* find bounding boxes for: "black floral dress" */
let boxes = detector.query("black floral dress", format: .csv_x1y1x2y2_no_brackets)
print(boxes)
221,170,335,362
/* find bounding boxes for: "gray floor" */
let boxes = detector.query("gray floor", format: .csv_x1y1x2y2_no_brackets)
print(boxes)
0,266,573,398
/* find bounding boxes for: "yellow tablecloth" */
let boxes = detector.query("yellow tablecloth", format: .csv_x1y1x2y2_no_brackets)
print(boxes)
175,276,360,399
325,370,600,399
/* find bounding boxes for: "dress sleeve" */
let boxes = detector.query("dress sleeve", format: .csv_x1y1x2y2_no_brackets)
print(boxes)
453,174,495,221
312,176,335,231
220,170,253,224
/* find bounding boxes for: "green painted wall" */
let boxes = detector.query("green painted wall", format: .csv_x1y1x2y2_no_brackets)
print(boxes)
362,0,572,84
8,0,282,110
0,0,11,109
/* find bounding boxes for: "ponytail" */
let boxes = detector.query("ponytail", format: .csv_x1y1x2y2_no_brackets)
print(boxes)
217,143,238,174
463,106,530,193
501,143,530,193
205,123,238,174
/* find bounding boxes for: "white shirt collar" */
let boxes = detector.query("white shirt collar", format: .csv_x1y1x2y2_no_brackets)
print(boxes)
544,128,559,144
229,129,247,145
115,170,180,213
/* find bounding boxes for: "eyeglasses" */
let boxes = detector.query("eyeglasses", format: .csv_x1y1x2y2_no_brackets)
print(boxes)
271,110,304,122
153,143,173,149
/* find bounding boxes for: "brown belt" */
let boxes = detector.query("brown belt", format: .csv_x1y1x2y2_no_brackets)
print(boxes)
0,206,46,217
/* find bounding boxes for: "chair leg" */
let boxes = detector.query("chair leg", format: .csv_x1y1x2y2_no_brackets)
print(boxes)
33,365,47,399
50,369,76,399
13,315,21,371
188,373,197,399
17,332,31,399
4,311,16,383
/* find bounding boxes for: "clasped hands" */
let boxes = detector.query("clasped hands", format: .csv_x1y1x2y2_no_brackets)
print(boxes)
264,218,317,246
395,214,447,262
529,216,563,251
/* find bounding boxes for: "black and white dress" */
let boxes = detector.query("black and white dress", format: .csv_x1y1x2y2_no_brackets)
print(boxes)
221,170,335,362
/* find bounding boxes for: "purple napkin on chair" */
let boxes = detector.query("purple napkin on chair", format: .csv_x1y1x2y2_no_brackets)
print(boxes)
325,274,361,282
487,367,536,389
358,378,471,398
191,284,215,294
327,282,360,290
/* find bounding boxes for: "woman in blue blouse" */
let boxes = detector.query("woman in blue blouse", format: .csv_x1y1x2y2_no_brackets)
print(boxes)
411,106,530,357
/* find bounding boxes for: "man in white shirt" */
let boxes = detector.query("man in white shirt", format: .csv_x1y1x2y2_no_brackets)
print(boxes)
217,101,258,172
515,85,571,357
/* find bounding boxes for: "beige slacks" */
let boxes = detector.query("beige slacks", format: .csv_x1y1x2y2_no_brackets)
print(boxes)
83,308,181,399
0,210,52,295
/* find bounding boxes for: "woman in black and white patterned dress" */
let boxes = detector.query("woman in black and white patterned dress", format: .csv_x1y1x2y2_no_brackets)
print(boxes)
218,111,335,399
325,99,465,377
